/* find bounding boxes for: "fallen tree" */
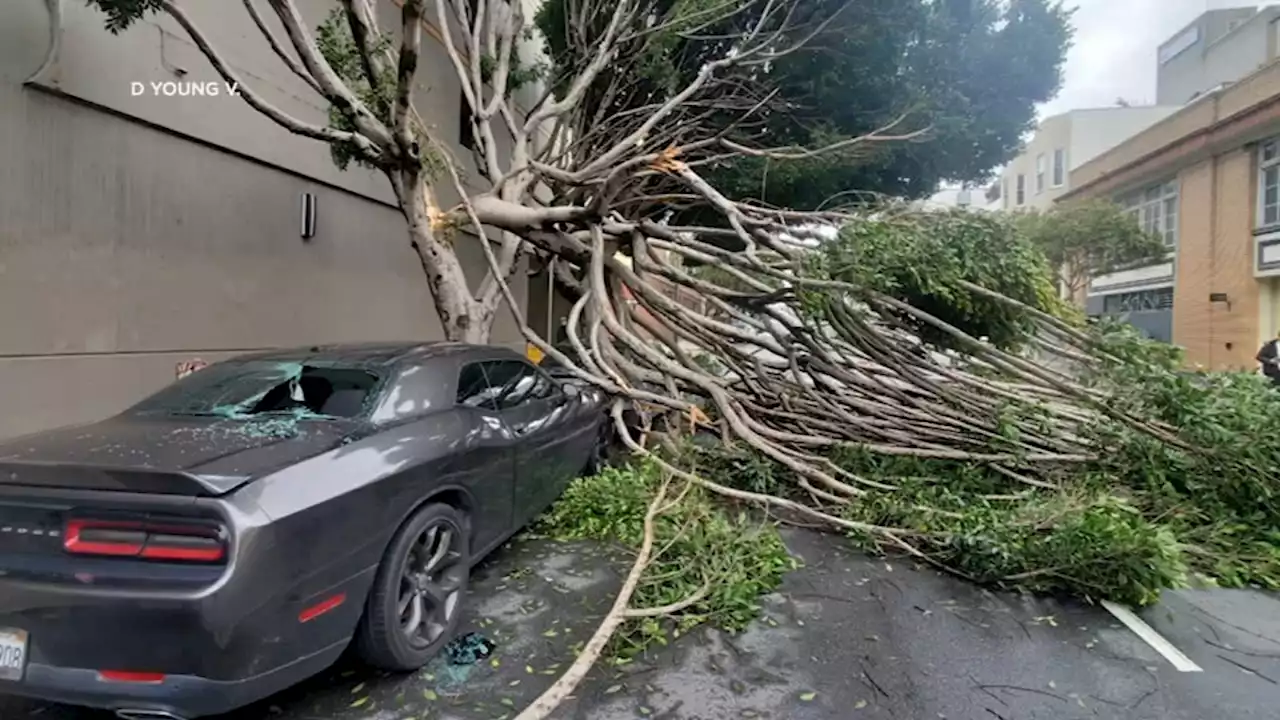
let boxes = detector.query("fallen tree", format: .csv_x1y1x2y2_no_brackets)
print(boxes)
534,208,1280,608
78,0,1277,712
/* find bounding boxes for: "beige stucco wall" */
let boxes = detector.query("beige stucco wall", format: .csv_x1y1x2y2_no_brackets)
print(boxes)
0,0,528,439
1066,107,1180,171
1000,115,1071,211
998,107,1177,213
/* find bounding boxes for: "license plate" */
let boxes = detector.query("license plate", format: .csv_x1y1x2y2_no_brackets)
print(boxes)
0,628,28,681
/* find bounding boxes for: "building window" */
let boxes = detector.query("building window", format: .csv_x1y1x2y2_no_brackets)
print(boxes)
1000,178,1008,209
1159,25,1200,65
1101,287,1174,314
1118,180,1179,247
1035,154,1046,194
1259,139,1280,228
1016,174,1026,206
1052,148,1066,187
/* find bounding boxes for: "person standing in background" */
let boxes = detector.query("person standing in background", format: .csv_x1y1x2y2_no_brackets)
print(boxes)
1256,333,1280,386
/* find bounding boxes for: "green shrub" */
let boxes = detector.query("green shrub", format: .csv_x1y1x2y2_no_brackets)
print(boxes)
537,461,796,656
841,480,1186,606
816,210,1068,349
1082,322,1280,590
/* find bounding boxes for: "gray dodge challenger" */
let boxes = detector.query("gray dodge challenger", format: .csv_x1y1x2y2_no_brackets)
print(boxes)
0,342,609,719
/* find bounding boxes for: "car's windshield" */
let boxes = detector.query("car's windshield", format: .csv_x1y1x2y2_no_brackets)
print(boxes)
129,360,381,419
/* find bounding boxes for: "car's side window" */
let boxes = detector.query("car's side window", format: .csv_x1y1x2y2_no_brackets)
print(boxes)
456,362,500,411
482,360,557,411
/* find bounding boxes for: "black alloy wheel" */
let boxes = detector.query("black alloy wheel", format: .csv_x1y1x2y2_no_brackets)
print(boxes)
356,503,470,670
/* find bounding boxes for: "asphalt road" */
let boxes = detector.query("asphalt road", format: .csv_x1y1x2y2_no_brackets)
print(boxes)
3,528,1278,719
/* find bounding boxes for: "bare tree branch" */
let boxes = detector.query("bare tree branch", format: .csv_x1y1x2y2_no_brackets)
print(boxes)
264,0,395,148
158,0,383,160
243,0,322,94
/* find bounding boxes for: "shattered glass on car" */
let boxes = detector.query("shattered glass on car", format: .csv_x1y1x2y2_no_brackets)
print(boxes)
129,360,381,420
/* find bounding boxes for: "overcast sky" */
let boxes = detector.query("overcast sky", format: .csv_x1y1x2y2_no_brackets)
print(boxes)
1039,0,1276,117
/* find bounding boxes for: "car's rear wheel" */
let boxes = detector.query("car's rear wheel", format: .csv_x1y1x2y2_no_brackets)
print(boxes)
355,503,470,671
583,422,612,476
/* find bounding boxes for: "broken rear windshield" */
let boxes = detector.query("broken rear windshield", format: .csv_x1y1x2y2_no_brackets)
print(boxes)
129,361,381,419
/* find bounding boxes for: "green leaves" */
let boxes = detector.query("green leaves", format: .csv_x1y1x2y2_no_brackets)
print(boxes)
537,0,1071,211
87,0,165,34
1015,200,1170,297
535,460,794,657
820,209,1064,350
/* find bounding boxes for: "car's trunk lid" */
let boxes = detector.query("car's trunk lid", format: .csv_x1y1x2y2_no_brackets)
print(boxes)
0,413,357,496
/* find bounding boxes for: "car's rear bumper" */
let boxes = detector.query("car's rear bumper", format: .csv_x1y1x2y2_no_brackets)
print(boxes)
0,559,376,717
0,638,349,718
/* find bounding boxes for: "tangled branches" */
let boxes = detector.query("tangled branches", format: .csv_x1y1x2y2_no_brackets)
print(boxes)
88,0,1275,616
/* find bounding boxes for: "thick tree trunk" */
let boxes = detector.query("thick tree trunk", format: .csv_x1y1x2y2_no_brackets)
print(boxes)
400,174,492,344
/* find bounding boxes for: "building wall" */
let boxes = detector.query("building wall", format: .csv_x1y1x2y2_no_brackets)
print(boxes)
1196,9,1280,100
1157,7,1264,106
998,107,1179,213
1068,58,1280,203
1000,114,1071,211
1169,149,1260,369
0,0,528,438
1067,107,1180,170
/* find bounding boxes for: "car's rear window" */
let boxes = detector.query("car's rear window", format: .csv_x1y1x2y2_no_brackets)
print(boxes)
129,360,381,419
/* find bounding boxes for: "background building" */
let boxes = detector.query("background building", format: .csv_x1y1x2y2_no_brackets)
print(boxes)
0,0,536,438
995,106,1180,212
921,185,998,211
1156,5,1280,106
1063,59,1280,370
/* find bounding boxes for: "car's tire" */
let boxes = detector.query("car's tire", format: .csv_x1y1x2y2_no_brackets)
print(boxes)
583,422,612,476
355,502,470,672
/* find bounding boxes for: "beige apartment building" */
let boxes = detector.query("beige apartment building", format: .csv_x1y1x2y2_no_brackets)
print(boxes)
1062,58,1280,371
995,106,1180,212
0,1,541,438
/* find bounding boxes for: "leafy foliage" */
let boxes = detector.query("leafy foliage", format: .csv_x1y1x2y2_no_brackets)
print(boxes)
86,0,163,34
845,480,1187,607
536,460,796,657
818,209,1065,349
1082,322,1280,590
537,0,1073,208
1016,200,1170,298
314,8,403,172
683,318,1280,607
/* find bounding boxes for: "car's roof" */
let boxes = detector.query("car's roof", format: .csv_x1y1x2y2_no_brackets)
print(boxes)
231,341,522,368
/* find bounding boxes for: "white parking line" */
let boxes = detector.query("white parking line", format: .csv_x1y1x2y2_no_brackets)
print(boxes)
1101,600,1203,672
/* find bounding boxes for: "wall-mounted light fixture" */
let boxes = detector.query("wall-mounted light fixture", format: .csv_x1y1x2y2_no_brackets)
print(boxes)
300,192,317,241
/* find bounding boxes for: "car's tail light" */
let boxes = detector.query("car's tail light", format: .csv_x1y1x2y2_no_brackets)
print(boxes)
64,519,226,563
97,670,167,684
